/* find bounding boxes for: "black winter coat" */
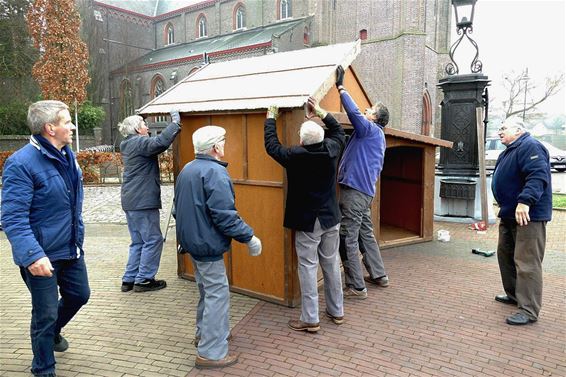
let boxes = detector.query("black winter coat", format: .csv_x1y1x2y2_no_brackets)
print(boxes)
264,114,345,232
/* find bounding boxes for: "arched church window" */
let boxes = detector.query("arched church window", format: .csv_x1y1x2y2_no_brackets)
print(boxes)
279,0,292,20
197,15,207,38
119,79,134,120
234,4,246,30
151,75,167,122
165,23,174,45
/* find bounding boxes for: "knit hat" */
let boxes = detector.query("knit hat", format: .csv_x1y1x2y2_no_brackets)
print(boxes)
192,125,226,154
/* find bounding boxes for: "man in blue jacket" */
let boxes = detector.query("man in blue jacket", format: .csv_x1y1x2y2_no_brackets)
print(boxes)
265,97,345,333
491,117,552,325
118,112,180,292
175,125,261,369
2,100,91,377
335,66,390,299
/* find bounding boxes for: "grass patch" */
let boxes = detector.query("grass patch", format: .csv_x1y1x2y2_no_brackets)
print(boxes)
553,194,566,209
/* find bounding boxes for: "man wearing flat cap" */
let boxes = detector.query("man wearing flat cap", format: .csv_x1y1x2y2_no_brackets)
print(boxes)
174,125,262,369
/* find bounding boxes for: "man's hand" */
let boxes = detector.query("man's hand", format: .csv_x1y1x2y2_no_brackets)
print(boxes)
336,66,345,87
306,96,327,119
247,236,262,256
267,105,279,120
515,203,530,226
170,110,181,125
28,256,54,277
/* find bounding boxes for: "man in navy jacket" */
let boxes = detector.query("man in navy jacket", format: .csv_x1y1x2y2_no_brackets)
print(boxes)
175,125,261,369
2,100,90,377
118,112,180,292
491,116,552,325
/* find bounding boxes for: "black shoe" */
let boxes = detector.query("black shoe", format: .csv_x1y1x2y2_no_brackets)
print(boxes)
495,294,517,305
121,281,134,292
33,373,56,377
53,334,68,352
506,312,536,325
133,279,167,292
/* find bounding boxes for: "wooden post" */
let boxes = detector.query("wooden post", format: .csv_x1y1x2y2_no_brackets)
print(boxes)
476,107,488,228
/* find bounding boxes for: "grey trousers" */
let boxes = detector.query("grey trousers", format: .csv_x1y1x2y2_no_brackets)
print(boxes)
192,258,230,360
295,219,344,324
497,220,546,320
339,185,386,289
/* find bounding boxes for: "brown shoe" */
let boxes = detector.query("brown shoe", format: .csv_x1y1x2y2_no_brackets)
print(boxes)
195,353,238,369
288,319,320,332
364,275,389,287
193,332,233,347
325,310,344,325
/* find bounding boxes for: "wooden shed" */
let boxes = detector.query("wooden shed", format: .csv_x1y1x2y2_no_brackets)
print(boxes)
138,41,451,307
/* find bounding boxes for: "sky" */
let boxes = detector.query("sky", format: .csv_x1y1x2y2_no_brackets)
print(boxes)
449,0,565,118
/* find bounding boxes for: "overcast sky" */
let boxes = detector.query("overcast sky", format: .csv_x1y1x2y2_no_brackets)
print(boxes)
449,0,565,118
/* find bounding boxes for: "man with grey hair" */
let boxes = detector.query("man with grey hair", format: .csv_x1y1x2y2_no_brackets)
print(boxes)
2,100,90,377
264,96,345,333
175,125,261,369
118,111,181,292
335,66,390,299
491,116,552,325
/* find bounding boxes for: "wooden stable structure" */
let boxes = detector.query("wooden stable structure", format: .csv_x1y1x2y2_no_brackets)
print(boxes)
138,41,452,307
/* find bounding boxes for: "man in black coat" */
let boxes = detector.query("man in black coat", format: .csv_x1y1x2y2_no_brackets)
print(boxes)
264,97,345,332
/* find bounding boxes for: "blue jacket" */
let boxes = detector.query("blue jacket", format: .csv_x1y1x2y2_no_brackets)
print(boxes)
174,155,254,262
120,122,180,211
492,133,552,221
338,90,386,198
1,137,85,267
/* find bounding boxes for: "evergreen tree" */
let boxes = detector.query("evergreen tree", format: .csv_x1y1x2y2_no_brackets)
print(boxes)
0,0,39,102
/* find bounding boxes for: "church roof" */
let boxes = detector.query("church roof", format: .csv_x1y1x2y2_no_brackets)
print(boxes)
113,18,307,74
137,40,361,115
94,0,206,18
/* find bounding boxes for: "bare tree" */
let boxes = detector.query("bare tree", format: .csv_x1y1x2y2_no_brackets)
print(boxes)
501,70,564,120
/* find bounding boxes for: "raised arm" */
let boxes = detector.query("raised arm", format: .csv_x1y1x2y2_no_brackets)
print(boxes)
336,66,374,138
264,105,292,167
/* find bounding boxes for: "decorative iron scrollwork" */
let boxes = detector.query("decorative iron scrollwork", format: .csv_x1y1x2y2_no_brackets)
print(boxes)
445,26,483,75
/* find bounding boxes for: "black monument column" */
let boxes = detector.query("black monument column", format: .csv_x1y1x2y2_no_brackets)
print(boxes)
434,0,495,222
437,73,490,177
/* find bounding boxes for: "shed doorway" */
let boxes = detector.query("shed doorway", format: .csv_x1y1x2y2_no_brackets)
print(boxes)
380,146,424,243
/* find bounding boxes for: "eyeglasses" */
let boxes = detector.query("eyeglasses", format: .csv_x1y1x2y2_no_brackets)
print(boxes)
364,108,376,116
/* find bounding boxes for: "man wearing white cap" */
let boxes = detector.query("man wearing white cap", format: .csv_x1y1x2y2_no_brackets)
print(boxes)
174,125,262,369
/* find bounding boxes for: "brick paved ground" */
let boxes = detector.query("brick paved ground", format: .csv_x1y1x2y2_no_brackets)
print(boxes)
1,186,564,376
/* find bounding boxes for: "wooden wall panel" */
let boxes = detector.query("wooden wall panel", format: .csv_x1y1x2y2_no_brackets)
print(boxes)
210,114,245,180
231,185,286,299
246,113,284,183
176,115,210,170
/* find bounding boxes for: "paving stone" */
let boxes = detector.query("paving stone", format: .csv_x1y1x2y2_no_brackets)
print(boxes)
1,186,564,376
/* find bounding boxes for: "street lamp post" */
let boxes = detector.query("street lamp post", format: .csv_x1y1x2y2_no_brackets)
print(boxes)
435,0,495,223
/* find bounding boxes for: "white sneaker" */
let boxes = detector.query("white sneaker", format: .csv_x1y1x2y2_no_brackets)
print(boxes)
343,287,367,300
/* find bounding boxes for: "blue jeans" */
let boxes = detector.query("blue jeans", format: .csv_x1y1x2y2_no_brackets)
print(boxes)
192,258,230,360
123,209,164,283
20,257,90,375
